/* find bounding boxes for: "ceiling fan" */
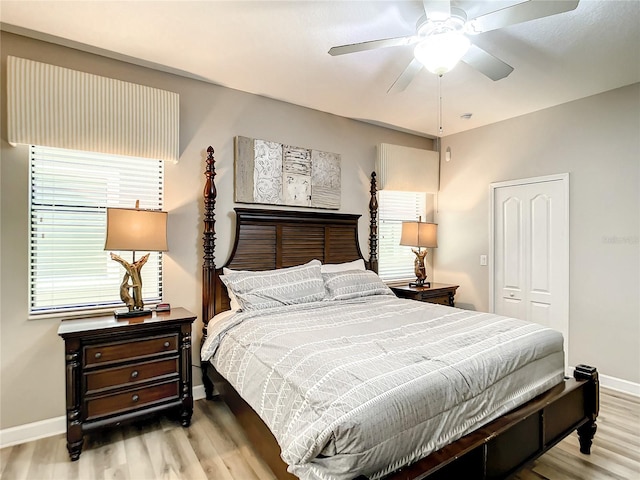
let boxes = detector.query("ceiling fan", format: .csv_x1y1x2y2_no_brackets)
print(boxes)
328,0,579,93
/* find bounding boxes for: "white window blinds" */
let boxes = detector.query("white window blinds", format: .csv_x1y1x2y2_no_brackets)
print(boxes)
378,190,427,281
29,145,164,315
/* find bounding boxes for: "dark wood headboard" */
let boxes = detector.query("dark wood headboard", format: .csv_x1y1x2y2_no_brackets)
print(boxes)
202,147,379,332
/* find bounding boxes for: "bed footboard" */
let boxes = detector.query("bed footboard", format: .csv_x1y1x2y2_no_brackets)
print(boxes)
379,365,599,480
203,360,598,480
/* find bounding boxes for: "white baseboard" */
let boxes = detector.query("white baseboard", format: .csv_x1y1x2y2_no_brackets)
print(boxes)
599,372,640,397
0,415,66,449
0,384,208,449
193,384,206,401
568,365,640,397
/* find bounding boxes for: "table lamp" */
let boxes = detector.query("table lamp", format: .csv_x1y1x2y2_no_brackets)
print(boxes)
104,201,168,318
400,219,437,287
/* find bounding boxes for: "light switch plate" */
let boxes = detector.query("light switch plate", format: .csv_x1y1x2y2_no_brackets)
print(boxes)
480,255,488,266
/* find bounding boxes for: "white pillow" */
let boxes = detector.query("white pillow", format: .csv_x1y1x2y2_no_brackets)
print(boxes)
222,267,242,311
221,260,325,311
320,258,366,273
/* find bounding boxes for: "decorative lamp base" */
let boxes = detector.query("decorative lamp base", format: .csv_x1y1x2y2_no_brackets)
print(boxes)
409,281,431,288
114,307,152,319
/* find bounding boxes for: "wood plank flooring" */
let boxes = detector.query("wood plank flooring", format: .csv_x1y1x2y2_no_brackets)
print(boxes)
1,387,638,479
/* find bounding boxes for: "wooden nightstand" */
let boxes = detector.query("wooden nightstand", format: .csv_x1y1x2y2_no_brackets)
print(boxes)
58,307,196,461
389,283,459,307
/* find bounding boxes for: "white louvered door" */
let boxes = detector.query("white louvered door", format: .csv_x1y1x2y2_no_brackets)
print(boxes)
491,175,569,364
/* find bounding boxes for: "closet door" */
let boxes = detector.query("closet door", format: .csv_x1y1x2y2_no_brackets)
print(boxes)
492,175,569,362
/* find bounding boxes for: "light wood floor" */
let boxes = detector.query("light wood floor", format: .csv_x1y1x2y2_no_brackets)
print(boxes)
1,388,638,480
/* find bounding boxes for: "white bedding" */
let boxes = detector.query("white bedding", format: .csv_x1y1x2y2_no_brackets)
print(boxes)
201,296,564,480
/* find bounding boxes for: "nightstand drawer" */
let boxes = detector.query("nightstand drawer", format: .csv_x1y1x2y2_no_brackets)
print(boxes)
84,334,178,367
421,294,450,305
85,357,179,393
86,380,180,420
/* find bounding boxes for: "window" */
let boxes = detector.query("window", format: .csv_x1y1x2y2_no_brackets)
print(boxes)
29,145,164,315
378,190,428,281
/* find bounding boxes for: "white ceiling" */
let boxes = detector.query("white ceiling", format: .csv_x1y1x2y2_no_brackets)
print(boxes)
1,0,639,137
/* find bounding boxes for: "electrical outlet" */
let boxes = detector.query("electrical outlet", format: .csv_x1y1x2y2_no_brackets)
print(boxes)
480,255,488,266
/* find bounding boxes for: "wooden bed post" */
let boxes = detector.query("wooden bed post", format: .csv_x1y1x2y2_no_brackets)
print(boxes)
202,146,217,399
574,364,599,454
369,172,378,273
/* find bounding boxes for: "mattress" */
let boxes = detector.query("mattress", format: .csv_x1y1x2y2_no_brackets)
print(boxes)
201,295,564,480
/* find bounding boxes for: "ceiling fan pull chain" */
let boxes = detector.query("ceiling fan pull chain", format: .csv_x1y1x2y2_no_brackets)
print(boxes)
438,74,443,137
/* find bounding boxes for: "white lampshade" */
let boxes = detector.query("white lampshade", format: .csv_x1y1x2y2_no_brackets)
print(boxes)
105,207,168,252
400,221,438,248
414,32,470,76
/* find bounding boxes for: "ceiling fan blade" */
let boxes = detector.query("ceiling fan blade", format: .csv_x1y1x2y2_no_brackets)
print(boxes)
423,0,451,21
387,58,424,93
328,36,416,56
461,44,514,81
467,0,579,34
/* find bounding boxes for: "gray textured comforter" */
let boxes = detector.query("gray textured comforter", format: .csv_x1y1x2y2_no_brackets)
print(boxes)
201,295,564,480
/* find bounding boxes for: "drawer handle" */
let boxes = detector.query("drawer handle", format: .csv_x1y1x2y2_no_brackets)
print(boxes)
130,370,139,379
132,394,139,403
94,352,102,359
163,341,170,348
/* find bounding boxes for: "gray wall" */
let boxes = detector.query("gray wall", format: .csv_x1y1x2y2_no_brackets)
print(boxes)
436,83,640,384
0,31,433,429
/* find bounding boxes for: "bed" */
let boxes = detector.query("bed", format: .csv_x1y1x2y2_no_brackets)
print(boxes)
199,146,599,479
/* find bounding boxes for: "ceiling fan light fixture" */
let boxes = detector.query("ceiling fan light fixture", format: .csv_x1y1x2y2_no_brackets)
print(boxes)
414,30,471,76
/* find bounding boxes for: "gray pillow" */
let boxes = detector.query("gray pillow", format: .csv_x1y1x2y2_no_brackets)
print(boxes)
322,269,394,301
220,260,325,311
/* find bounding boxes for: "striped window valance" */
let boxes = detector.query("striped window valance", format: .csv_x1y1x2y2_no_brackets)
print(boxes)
7,56,179,163
375,144,439,192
